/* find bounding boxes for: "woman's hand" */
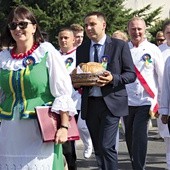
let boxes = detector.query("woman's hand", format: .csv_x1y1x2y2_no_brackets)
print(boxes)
55,111,69,144
55,127,68,144
96,71,113,87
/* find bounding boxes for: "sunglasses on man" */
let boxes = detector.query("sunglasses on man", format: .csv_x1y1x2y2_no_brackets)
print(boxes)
156,39,165,42
8,21,33,30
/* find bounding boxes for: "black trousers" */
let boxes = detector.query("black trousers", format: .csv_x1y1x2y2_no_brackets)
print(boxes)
123,105,150,170
62,114,79,170
86,97,120,170
63,141,77,170
168,117,170,133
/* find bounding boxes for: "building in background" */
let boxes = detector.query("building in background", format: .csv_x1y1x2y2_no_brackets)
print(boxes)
124,0,170,19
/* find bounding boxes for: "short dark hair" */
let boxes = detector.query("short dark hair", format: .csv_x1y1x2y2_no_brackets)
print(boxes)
58,27,73,34
84,11,106,22
57,27,74,40
162,20,170,32
1,5,44,48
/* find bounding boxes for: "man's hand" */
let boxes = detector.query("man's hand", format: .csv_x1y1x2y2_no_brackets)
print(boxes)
161,115,169,124
154,111,159,118
96,71,113,87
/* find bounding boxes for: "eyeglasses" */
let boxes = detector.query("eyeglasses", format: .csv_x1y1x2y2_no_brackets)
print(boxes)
8,21,32,30
156,39,165,42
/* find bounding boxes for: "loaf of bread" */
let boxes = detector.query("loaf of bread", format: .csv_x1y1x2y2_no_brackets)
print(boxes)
79,62,105,74
70,62,105,86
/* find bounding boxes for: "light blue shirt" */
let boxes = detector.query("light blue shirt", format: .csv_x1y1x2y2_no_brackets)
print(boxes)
89,34,106,97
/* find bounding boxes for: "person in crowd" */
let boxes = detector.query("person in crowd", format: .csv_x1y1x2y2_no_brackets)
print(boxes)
158,21,170,62
159,59,170,170
76,11,136,170
0,5,77,170
41,31,49,41
158,20,170,170
155,30,166,46
124,17,164,170
58,27,77,74
70,23,93,159
70,24,84,47
112,30,128,42
58,27,78,170
153,31,167,140
111,30,129,150
58,26,93,162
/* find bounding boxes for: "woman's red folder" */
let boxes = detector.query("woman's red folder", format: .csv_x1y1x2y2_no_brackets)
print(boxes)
35,106,80,142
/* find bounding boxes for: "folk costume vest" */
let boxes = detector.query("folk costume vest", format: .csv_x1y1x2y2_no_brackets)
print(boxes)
0,52,54,119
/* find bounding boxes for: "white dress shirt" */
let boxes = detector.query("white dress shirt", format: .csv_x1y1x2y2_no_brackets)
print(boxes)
157,42,170,138
126,39,164,109
159,43,170,63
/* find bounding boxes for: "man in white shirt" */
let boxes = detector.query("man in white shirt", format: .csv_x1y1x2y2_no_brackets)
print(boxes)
158,20,170,170
124,17,164,170
58,27,77,170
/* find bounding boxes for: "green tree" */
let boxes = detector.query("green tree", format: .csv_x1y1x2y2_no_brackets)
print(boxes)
0,0,163,47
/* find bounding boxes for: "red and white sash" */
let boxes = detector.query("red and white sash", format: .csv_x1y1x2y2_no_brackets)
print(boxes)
135,66,158,117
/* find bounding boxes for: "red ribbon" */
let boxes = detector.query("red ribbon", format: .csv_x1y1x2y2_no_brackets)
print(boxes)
135,66,158,113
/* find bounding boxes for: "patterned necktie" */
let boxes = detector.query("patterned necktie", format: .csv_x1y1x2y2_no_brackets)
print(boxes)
93,44,100,62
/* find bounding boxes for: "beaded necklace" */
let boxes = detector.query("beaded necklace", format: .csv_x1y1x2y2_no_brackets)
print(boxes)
11,43,39,59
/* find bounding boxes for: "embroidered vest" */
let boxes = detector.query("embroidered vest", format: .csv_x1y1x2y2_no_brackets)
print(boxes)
0,52,54,119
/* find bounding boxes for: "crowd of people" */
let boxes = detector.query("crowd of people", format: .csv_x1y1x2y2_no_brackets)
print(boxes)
0,4,170,170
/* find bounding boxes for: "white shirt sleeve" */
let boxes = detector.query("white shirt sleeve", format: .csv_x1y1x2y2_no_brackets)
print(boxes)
153,46,164,104
46,44,77,116
159,57,170,115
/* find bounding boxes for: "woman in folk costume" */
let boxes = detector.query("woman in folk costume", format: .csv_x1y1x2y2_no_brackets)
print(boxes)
0,5,76,170
158,20,170,170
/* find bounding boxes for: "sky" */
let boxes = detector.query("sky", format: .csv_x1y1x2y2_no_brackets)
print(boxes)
124,0,170,19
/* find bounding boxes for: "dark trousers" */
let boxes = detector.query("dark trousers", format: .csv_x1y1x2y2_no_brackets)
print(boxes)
62,114,78,170
168,117,170,133
63,140,77,170
123,105,150,170
86,97,120,170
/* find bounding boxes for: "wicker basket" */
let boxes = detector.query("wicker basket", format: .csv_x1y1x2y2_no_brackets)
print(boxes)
70,73,101,86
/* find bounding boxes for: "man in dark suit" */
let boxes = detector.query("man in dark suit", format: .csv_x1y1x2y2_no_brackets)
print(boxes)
75,11,136,170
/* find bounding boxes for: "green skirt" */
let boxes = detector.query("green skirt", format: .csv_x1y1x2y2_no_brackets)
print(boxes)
52,144,64,170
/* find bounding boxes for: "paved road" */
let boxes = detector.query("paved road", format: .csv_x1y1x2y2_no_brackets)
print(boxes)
76,121,166,170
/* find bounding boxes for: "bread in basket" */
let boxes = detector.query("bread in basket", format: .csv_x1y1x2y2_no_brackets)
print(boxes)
70,62,105,86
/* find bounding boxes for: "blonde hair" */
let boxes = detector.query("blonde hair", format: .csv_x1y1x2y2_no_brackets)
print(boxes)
112,30,128,42
156,31,164,38
70,24,84,32
127,17,146,29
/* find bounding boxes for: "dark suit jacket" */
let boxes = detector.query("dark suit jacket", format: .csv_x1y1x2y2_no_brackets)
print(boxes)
76,36,136,119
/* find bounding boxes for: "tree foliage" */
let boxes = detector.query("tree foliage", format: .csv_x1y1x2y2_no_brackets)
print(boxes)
0,0,165,47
